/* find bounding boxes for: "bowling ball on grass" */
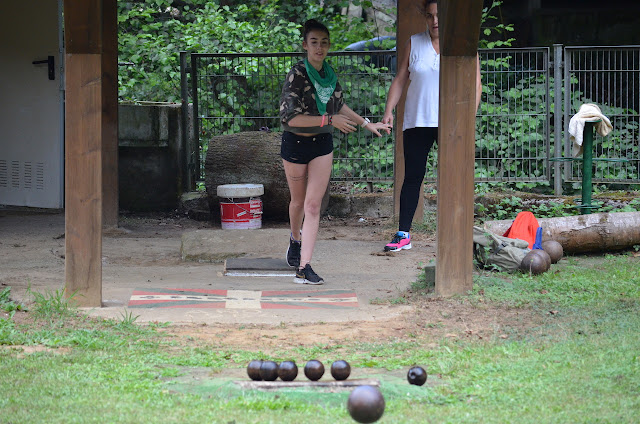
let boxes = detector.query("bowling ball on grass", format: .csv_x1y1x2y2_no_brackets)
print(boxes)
259,360,279,381
520,250,549,275
542,240,564,264
277,360,298,381
347,385,385,423
304,359,325,381
330,360,351,381
247,360,263,381
407,366,427,386
532,248,551,269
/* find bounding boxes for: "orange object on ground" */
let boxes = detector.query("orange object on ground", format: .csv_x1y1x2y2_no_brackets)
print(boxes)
502,211,540,249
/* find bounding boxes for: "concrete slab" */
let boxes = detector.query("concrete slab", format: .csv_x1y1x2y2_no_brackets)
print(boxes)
225,257,291,271
0,211,435,326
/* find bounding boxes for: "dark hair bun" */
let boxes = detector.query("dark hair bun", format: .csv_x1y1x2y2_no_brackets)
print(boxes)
302,19,329,40
305,19,321,28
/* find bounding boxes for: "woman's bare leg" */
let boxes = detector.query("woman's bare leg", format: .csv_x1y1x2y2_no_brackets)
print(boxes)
283,159,307,239
299,152,333,267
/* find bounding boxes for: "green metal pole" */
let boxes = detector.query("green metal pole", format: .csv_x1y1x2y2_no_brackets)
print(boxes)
580,121,595,214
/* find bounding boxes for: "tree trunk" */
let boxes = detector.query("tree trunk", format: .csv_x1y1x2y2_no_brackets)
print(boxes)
204,131,329,223
483,212,640,254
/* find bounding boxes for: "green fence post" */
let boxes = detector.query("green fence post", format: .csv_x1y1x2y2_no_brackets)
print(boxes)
580,121,596,214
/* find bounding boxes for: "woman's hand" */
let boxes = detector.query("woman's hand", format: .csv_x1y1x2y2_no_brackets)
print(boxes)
331,114,357,134
366,122,392,137
382,112,394,127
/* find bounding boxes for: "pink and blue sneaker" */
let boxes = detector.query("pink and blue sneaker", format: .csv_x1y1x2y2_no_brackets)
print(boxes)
384,231,412,252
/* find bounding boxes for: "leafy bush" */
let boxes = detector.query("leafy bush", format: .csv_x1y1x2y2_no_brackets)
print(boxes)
118,0,381,102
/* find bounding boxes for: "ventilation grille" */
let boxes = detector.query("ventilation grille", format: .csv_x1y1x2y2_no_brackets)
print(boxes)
0,160,6,188
0,159,45,190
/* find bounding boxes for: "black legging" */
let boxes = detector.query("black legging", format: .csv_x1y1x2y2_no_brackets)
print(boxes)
399,127,438,232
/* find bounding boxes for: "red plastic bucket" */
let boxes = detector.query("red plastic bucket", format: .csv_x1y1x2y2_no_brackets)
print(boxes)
216,184,264,229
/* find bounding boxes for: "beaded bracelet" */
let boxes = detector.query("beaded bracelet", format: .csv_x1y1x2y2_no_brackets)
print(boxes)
328,115,333,126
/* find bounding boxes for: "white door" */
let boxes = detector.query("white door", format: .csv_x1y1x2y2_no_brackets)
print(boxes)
0,0,64,208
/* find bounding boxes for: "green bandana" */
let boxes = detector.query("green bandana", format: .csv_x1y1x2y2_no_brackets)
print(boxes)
304,58,337,116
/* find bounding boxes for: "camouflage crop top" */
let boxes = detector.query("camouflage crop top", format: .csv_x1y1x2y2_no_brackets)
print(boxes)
279,60,345,134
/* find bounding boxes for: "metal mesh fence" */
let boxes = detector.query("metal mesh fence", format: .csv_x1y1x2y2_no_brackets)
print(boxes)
473,47,550,183
186,46,640,187
190,51,395,182
563,46,640,184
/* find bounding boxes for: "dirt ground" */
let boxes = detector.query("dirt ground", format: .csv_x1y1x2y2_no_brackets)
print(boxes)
0,209,543,349
158,300,544,353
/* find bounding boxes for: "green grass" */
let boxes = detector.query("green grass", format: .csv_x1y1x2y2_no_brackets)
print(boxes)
1,253,640,423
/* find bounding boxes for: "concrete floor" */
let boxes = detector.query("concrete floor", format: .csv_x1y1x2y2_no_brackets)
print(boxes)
0,210,436,325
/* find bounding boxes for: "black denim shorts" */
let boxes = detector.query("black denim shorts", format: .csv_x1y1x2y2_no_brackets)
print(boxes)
280,131,334,164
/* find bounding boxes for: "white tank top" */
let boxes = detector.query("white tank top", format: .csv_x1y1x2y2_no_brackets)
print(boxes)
403,31,439,130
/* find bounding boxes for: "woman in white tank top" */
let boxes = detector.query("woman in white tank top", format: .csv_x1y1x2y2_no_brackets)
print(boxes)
381,0,482,252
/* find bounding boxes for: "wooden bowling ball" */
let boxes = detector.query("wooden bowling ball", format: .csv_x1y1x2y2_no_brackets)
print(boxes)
347,385,385,423
542,240,564,264
247,360,263,381
532,248,551,269
304,359,325,381
259,360,279,381
277,360,298,381
330,360,351,381
520,250,549,275
407,366,427,386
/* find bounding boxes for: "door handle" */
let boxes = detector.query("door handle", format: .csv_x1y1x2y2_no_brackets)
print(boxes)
32,56,55,80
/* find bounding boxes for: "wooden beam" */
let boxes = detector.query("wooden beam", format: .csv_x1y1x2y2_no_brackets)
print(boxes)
63,0,102,54
435,56,477,296
64,0,103,307
64,53,103,307
439,0,483,57
435,1,483,296
102,0,119,228
394,0,429,220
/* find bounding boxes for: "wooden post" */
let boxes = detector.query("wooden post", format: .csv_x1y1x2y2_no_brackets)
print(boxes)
394,1,429,220
435,0,483,296
64,0,104,307
102,0,119,228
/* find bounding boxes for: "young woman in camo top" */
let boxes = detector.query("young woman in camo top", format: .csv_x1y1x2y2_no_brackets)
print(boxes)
279,19,391,284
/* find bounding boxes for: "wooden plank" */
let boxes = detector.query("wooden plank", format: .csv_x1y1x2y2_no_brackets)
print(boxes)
65,53,103,307
439,0,483,57
235,378,380,390
435,55,478,296
393,0,429,220
224,257,294,277
102,0,119,228
225,258,291,271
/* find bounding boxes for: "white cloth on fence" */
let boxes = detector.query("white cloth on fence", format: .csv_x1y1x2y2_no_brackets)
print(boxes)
568,103,613,157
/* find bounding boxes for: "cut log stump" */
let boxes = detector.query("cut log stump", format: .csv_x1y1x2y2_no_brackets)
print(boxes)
205,131,330,223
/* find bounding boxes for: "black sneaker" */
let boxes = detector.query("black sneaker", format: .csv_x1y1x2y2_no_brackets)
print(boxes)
294,264,324,285
286,238,301,268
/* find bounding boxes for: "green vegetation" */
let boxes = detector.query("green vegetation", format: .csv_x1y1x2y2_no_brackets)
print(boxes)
473,184,640,221
0,287,25,314
2,252,639,422
118,0,390,102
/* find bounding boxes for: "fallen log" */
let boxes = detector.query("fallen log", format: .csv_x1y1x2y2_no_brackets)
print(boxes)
483,211,640,254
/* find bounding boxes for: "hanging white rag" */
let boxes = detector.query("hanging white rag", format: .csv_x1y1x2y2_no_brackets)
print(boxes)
568,103,613,157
